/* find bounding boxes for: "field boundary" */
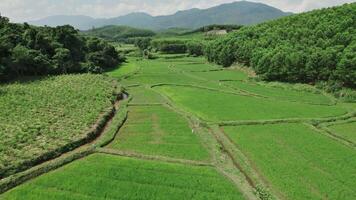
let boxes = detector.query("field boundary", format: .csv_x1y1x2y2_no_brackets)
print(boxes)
96,148,213,167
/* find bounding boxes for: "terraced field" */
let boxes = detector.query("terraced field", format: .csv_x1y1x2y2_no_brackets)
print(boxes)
1,54,355,200
223,123,356,200
108,105,210,161
154,85,346,122
2,154,244,200
324,119,356,144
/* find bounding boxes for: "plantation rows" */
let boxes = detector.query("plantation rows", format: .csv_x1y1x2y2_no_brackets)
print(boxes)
1,55,355,199
0,74,118,179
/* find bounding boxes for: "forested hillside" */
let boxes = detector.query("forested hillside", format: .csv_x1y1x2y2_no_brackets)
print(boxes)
83,25,155,43
205,3,356,88
0,16,123,81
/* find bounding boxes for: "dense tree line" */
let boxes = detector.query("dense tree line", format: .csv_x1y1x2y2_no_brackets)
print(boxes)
205,3,356,88
0,16,123,81
83,25,156,43
134,38,205,56
187,24,243,34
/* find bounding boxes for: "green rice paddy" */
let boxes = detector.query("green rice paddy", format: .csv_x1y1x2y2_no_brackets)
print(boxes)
223,123,356,200
2,54,355,200
108,105,210,161
2,154,244,200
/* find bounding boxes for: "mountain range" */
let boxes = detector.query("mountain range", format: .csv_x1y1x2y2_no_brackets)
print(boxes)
29,1,292,30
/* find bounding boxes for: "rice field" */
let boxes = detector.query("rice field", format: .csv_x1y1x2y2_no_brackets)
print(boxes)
127,86,165,104
1,154,245,200
108,105,210,161
154,85,347,122
223,123,356,200
2,54,355,200
223,80,333,105
327,120,356,143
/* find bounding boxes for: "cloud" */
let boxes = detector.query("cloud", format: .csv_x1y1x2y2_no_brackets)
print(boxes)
0,0,354,22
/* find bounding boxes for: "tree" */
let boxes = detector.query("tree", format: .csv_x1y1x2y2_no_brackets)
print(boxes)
53,48,71,73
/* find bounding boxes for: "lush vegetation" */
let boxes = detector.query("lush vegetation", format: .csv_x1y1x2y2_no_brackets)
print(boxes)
109,105,210,161
0,74,117,178
154,85,346,122
224,81,334,105
83,25,156,43
187,24,243,34
223,123,356,199
205,3,356,88
327,120,356,143
0,16,123,81
1,154,244,200
150,39,187,54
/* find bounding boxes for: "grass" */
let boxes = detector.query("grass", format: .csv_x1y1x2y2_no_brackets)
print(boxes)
0,154,245,200
0,74,116,178
224,80,333,105
108,105,210,161
223,123,356,200
327,120,356,143
154,85,347,122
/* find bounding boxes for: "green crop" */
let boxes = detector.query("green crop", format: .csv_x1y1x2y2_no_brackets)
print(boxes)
1,154,244,200
223,123,356,200
154,85,347,122
0,74,116,178
109,105,210,161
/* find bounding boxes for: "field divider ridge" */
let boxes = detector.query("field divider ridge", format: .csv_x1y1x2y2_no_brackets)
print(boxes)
96,148,213,167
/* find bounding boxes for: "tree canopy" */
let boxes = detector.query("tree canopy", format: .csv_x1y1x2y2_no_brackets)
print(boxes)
205,3,356,88
0,16,124,81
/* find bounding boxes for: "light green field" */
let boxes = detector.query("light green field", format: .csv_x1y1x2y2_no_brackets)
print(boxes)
0,74,116,178
106,58,140,79
223,123,356,200
127,86,165,104
191,70,248,81
173,63,220,72
1,154,244,200
109,105,210,161
224,81,333,105
154,85,347,122
327,120,356,143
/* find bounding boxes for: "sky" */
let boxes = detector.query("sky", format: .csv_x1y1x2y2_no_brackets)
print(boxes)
0,0,355,22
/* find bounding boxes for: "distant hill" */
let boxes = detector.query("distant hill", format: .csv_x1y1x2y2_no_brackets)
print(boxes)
83,25,156,42
30,1,291,30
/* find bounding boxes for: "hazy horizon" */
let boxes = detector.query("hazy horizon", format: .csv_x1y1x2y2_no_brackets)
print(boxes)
0,0,355,23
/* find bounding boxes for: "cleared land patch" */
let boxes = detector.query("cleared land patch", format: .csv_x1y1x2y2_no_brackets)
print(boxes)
223,81,333,105
223,123,356,200
108,105,210,161
154,85,347,122
0,154,245,200
0,74,117,179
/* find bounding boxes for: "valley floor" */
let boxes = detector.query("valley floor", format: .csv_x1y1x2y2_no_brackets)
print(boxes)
1,55,356,200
